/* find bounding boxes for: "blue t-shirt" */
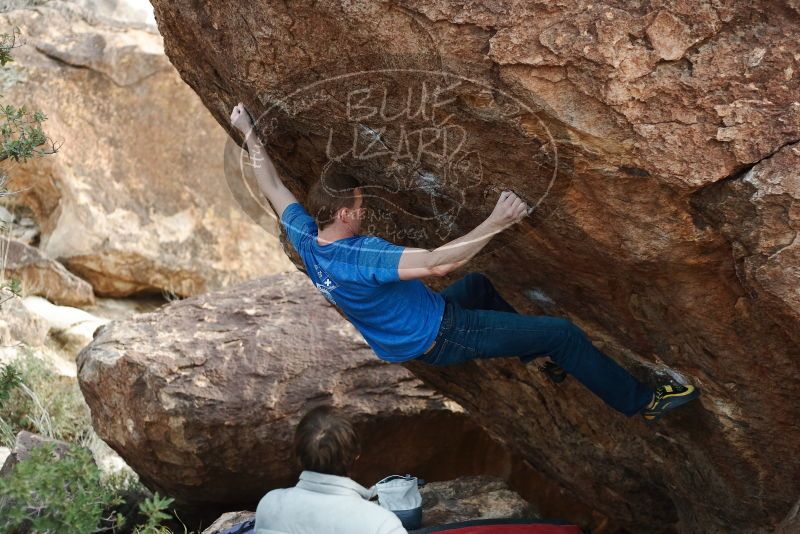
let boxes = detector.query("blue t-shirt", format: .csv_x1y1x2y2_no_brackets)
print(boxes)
280,202,445,362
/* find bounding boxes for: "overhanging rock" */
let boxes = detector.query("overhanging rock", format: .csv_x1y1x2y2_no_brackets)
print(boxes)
148,1,800,530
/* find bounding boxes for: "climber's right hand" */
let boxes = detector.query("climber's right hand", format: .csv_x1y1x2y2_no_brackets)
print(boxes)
230,102,255,136
487,190,528,229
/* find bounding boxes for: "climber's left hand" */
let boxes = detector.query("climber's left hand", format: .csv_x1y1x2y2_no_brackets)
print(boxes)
230,102,254,136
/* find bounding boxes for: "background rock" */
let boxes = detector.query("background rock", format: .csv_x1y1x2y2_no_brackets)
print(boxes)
0,447,10,469
22,296,108,354
0,296,50,349
0,431,71,477
68,0,156,28
0,206,38,245
0,1,293,299
201,511,254,534
77,271,512,509
0,294,91,378
419,475,536,527
147,0,800,531
1,236,95,307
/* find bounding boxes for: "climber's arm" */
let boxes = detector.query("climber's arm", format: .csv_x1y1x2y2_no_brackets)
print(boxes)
244,135,298,218
230,103,298,218
397,191,528,280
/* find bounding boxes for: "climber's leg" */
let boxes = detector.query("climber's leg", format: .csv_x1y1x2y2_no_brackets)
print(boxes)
438,273,567,382
421,304,653,416
439,272,516,312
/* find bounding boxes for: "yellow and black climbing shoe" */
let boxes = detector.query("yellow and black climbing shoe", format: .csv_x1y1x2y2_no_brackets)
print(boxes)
539,361,568,384
641,383,700,424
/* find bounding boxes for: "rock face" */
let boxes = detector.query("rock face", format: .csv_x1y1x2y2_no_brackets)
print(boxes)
777,498,800,534
77,271,509,507
0,2,292,298
693,143,800,328
148,1,800,531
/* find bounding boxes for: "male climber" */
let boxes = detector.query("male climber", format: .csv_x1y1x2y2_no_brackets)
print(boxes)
229,103,700,423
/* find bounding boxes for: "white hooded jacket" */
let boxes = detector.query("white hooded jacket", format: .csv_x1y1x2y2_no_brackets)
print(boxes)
254,471,408,534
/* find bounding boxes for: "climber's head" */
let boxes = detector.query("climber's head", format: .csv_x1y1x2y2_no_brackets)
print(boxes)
293,405,361,477
306,171,364,234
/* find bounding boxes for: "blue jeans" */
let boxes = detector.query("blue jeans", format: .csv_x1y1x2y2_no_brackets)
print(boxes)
416,273,653,416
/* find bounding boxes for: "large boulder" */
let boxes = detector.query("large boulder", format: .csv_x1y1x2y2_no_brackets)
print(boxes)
147,1,800,531
76,272,507,507
0,1,292,298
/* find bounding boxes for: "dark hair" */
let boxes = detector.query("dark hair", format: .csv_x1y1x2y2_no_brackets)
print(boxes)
293,406,360,477
305,171,361,230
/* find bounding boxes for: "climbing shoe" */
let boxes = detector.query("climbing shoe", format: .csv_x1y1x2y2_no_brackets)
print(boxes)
539,361,568,384
641,383,700,424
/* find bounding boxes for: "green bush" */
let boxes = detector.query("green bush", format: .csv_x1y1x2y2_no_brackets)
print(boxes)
0,26,54,300
0,361,22,403
133,493,176,534
0,443,121,533
0,29,190,533
0,442,179,533
0,28,54,174
0,350,93,448
0,356,189,533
